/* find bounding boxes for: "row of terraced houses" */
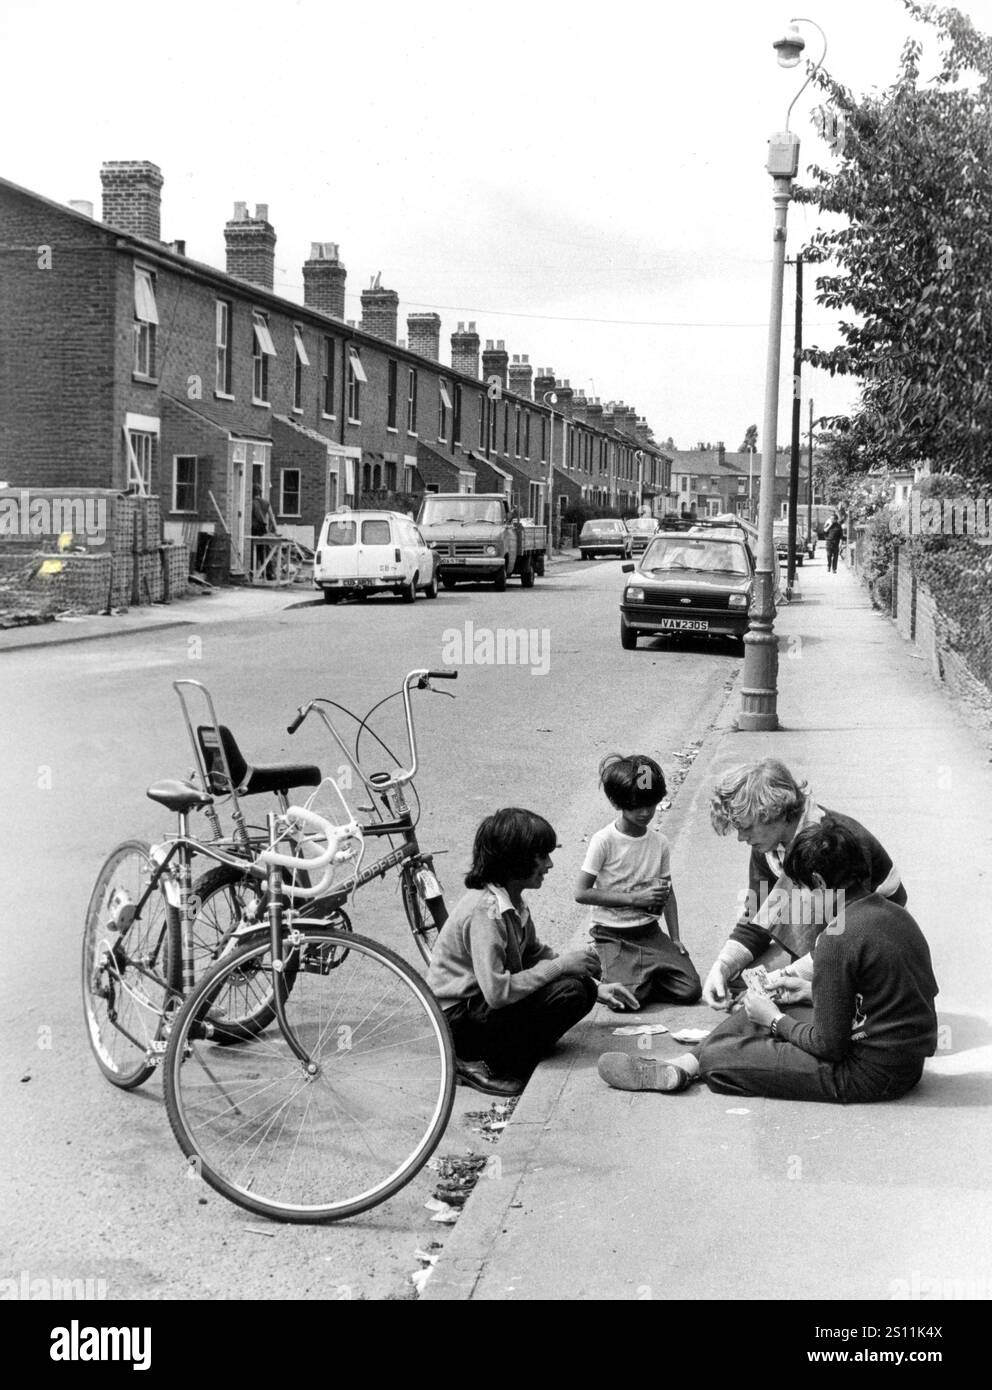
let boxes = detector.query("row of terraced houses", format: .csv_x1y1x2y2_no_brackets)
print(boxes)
0,160,678,575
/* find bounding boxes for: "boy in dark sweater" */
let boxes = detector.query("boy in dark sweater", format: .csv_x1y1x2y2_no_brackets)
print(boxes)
598,820,938,1103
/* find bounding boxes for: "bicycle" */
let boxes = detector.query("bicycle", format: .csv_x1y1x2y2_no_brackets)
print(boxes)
162,801,456,1223
285,667,458,964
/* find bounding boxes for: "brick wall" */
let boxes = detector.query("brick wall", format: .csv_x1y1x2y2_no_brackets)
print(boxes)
0,191,118,486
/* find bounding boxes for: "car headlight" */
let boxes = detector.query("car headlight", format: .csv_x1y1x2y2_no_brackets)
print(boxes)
485,545,497,556
728,593,748,607
626,586,645,603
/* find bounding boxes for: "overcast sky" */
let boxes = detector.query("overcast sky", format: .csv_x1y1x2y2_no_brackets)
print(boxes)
5,0,991,451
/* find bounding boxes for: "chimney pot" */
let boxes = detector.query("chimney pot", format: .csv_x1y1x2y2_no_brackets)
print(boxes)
468,321,476,331
233,201,247,220
69,199,94,217
255,203,269,222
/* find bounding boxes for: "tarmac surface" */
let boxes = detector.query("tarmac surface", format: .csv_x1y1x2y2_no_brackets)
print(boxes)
423,557,992,1302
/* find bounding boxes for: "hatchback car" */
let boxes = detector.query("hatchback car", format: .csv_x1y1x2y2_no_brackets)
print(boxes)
313,509,438,603
619,529,773,649
626,517,660,554
578,518,632,560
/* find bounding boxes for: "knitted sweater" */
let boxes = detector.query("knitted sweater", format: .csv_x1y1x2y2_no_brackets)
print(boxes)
775,893,938,1066
426,885,565,1011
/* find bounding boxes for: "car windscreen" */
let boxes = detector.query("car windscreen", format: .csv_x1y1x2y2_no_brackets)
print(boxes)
361,519,392,545
323,520,357,546
642,537,748,576
419,498,503,525
581,521,623,534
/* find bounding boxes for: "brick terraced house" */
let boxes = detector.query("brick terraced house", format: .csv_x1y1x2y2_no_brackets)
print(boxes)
0,161,671,578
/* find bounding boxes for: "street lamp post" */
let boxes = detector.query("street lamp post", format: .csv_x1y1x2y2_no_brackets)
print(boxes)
739,17,827,732
636,450,645,513
542,390,557,550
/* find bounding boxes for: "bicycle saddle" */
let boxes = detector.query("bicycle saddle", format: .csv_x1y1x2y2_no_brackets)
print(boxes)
147,780,214,813
197,725,321,798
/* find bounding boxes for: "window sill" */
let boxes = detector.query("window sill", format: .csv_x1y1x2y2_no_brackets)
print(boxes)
171,509,198,517
214,390,235,402
278,514,302,520
132,373,158,385
251,398,271,409
386,426,398,434
437,437,447,445
322,413,337,422
347,418,361,426
407,432,418,440
292,407,304,415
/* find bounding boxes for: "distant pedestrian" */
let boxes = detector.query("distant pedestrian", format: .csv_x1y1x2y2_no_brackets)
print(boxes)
597,820,938,1102
251,485,278,579
575,754,701,1009
824,512,844,572
427,808,631,1097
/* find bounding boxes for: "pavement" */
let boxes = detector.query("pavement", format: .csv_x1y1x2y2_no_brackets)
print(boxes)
424,556,992,1302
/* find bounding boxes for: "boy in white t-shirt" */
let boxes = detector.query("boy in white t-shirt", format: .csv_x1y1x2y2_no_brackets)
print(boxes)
576,754,701,1009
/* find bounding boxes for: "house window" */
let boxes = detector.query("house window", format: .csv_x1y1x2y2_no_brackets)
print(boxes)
347,349,366,420
215,300,232,395
322,337,336,416
407,368,418,433
172,455,197,513
453,384,463,445
528,482,541,517
385,461,397,490
438,380,452,441
280,468,301,516
681,476,689,493
479,397,487,448
524,412,531,459
252,312,276,403
503,402,509,454
133,267,158,377
404,464,417,491
387,360,398,429
540,416,547,462
126,430,155,493
293,327,309,411
514,407,521,457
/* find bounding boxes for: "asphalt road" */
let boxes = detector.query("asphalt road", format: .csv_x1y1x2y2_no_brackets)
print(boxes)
1,559,739,1300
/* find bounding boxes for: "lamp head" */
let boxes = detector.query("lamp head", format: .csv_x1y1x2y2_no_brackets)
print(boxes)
544,391,558,406
773,23,805,68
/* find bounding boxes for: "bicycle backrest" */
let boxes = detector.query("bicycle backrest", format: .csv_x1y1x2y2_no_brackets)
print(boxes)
197,724,250,796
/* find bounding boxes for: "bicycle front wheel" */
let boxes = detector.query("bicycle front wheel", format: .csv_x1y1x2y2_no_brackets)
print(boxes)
163,929,455,1222
82,840,180,1089
401,863,446,965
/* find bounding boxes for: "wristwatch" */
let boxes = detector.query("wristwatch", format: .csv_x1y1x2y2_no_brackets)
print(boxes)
770,1015,783,1038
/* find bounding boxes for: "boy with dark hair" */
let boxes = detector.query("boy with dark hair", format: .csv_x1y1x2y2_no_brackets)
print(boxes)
576,754,701,1009
427,808,632,1096
598,820,938,1103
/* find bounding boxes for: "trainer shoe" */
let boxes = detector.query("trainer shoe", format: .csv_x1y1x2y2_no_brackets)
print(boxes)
597,1052,694,1093
455,1058,524,1097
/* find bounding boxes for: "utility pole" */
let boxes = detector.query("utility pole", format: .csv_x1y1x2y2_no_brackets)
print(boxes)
786,252,803,595
807,397,814,541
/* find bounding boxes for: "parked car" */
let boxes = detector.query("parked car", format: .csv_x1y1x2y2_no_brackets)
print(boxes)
773,519,814,565
313,509,438,603
626,517,660,554
579,518,632,560
619,523,780,650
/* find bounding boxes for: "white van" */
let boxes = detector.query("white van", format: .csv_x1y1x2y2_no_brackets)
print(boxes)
313,509,438,604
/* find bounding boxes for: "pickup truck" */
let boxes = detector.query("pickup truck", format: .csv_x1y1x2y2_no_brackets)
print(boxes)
416,493,548,590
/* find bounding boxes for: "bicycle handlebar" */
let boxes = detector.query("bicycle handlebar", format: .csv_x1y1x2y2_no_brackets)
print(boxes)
285,668,457,794
259,806,362,899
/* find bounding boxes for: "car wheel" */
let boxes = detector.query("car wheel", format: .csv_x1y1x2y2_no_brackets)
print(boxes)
520,560,535,588
321,589,341,605
493,566,507,591
580,550,589,560
442,576,457,590
400,573,417,603
423,571,439,599
620,620,638,651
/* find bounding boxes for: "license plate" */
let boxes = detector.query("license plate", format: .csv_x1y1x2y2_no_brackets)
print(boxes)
354,578,376,588
445,557,472,564
658,617,708,632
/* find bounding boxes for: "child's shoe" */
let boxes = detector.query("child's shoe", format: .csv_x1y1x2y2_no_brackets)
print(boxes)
597,1052,694,1093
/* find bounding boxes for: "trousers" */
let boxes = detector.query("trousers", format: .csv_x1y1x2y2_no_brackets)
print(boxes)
443,975,598,1078
592,921,702,1007
697,1006,925,1104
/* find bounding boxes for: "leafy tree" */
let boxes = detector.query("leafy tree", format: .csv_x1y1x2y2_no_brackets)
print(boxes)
797,1,992,488
739,424,758,454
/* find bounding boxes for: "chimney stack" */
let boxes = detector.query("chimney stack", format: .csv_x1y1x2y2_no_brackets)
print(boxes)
507,353,533,400
407,312,442,362
635,419,653,448
451,321,481,378
554,378,575,417
532,368,556,405
100,161,163,241
224,202,276,290
360,278,399,342
303,242,347,319
716,440,726,465
481,339,509,390
585,397,604,431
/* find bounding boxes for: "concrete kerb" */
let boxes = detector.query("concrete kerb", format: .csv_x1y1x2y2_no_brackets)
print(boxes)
422,663,745,1301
